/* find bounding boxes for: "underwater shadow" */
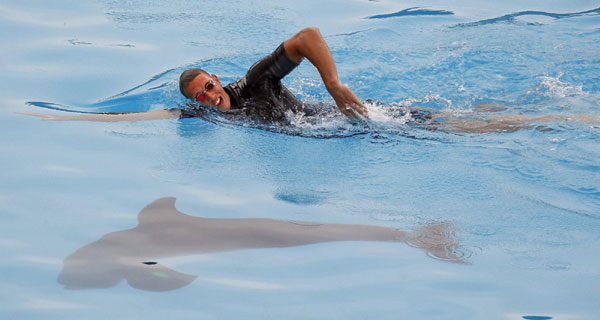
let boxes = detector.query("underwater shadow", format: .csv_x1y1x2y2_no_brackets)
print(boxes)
59,197,468,292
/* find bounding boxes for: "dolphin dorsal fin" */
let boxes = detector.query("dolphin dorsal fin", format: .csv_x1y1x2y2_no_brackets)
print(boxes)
137,197,185,226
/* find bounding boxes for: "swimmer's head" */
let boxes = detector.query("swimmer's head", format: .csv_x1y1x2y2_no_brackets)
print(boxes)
179,68,231,111
179,68,208,97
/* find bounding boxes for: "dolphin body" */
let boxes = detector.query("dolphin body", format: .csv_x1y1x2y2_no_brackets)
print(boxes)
59,197,463,291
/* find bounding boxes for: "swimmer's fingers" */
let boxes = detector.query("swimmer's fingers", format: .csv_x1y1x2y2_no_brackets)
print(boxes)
340,102,368,120
348,99,369,118
328,83,368,119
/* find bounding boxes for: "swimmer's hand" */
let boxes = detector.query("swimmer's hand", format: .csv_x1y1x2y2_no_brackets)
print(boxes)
327,81,368,119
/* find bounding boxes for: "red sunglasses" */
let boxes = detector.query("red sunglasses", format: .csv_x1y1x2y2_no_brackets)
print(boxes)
194,79,215,102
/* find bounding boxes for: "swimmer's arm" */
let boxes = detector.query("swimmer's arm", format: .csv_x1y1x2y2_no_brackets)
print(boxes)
18,109,181,122
283,27,367,119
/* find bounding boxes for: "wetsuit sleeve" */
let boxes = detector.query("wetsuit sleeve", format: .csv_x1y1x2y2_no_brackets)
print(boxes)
245,43,299,86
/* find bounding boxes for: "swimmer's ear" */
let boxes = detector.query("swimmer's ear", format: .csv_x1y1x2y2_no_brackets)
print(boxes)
212,74,221,85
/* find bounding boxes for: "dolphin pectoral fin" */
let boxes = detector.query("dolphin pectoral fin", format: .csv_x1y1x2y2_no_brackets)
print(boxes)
137,197,186,226
125,262,198,291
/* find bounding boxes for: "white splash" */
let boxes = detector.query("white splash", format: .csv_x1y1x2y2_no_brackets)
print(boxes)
365,101,411,125
539,73,587,98
285,108,357,133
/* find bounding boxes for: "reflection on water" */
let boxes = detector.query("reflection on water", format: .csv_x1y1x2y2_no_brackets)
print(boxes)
59,197,467,291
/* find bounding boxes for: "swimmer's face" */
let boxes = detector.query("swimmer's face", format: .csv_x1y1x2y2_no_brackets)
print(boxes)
185,73,231,111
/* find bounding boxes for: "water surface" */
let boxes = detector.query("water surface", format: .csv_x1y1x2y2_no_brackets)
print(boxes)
1,0,599,319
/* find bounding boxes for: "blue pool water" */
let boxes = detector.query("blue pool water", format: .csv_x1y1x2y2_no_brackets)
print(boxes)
1,0,599,319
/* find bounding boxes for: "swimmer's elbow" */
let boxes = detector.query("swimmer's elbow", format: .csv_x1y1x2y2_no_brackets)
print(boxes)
285,27,326,63
301,27,321,36
298,27,322,42
293,27,322,44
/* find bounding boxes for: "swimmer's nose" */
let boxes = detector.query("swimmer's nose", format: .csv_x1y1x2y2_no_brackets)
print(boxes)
204,91,218,105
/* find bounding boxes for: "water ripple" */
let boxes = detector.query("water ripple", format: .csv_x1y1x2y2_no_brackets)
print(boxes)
567,185,600,195
425,245,482,263
469,225,498,237
366,7,454,20
515,164,545,181
417,174,494,201
491,157,517,171
467,154,494,168
406,222,481,263
454,7,600,28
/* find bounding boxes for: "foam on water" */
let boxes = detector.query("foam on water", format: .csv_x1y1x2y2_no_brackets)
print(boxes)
538,74,587,99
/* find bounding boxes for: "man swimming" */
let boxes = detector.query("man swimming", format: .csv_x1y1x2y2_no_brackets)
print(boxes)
22,27,599,132
177,27,368,122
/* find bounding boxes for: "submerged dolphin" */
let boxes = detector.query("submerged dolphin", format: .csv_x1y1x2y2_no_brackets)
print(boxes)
59,197,465,291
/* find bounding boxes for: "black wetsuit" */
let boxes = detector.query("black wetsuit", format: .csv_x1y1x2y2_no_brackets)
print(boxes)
220,43,311,123
180,44,308,123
